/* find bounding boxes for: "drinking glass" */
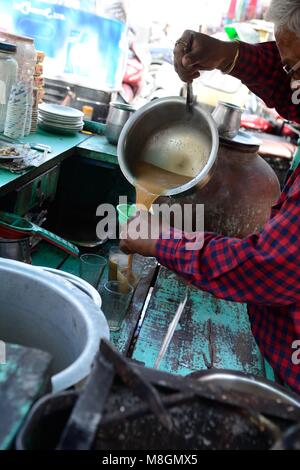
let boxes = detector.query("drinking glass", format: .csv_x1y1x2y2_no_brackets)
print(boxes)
80,254,107,288
101,281,134,331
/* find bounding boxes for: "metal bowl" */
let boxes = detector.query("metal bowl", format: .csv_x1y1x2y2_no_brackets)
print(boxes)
197,370,300,408
118,97,219,196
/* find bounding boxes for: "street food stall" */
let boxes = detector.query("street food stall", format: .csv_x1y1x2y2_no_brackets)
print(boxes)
0,0,300,457
0,119,299,451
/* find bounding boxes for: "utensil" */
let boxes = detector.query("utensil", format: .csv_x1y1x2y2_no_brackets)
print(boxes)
38,103,84,135
0,135,52,153
39,267,102,308
38,103,84,119
195,370,300,409
155,293,188,369
118,97,219,196
212,101,244,139
0,258,110,392
0,212,79,257
0,237,31,263
79,254,107,288
186,34,195,114
105,102,135,145
101,281,134,332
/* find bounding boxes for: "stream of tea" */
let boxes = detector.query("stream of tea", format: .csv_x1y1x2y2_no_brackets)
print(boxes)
122,127,211,288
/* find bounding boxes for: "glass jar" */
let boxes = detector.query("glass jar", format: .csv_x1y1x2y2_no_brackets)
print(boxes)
0,42,18,132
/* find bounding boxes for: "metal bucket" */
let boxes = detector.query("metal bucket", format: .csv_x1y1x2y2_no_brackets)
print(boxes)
0,259,109,392
118,96,219,196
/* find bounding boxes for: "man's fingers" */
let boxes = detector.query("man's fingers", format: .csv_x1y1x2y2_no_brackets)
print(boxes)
174,30,194,66
180,29,195,45
119,240,132,255
182,50,202,68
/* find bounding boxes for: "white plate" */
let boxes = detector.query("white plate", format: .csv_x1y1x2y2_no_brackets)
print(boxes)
38,122,81,135
39,103,84,119
38,116,84,127
38,120,83,130
39,111,83,123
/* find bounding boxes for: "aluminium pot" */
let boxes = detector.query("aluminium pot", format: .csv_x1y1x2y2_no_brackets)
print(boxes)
0,258,109,392
118,96,219,196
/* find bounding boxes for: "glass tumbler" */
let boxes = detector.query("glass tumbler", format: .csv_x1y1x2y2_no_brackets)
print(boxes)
80,254,107,288
101,281,134,331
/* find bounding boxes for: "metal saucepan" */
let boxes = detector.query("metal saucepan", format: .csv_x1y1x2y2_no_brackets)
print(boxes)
0,237,32,263
118,96,219,196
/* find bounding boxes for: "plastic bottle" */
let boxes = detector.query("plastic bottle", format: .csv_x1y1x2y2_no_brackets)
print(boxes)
4,82,27,139
0,42,18,133
21,40,36,136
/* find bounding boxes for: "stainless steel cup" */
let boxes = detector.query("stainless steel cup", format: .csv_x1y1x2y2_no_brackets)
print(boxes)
105,102,136,145
212,101,244,139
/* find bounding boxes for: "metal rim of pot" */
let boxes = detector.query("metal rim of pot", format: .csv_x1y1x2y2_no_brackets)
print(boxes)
117,96,219,197
37,267,102,308
109,102,136,112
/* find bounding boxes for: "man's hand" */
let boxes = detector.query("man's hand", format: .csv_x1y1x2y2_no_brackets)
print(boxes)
174,30,239,83
119,211,160,257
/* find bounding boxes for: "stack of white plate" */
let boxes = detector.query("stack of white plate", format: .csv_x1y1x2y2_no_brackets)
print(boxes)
38,103,84,135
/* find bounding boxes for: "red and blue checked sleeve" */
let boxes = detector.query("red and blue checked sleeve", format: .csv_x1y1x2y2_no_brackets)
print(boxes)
155,170,300,307
231,41,300,124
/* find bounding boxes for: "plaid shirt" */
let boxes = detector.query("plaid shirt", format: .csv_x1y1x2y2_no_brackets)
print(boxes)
155,41,300,393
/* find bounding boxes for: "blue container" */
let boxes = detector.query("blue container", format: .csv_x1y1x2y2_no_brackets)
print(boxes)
1,0,128,90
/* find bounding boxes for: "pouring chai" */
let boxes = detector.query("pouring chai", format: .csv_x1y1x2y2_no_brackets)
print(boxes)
126,125,212,284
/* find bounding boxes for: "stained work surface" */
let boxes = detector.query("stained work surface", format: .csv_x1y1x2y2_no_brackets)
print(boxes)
132,267,265,377
31,244,272,380
76,135,118,165
0,344,52,450
32,242,158,354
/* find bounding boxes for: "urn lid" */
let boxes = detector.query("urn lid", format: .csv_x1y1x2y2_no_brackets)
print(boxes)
220,130,261,151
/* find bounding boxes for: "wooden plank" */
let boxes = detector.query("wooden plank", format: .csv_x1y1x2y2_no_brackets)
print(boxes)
0,344,52,450
132,267,265,378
